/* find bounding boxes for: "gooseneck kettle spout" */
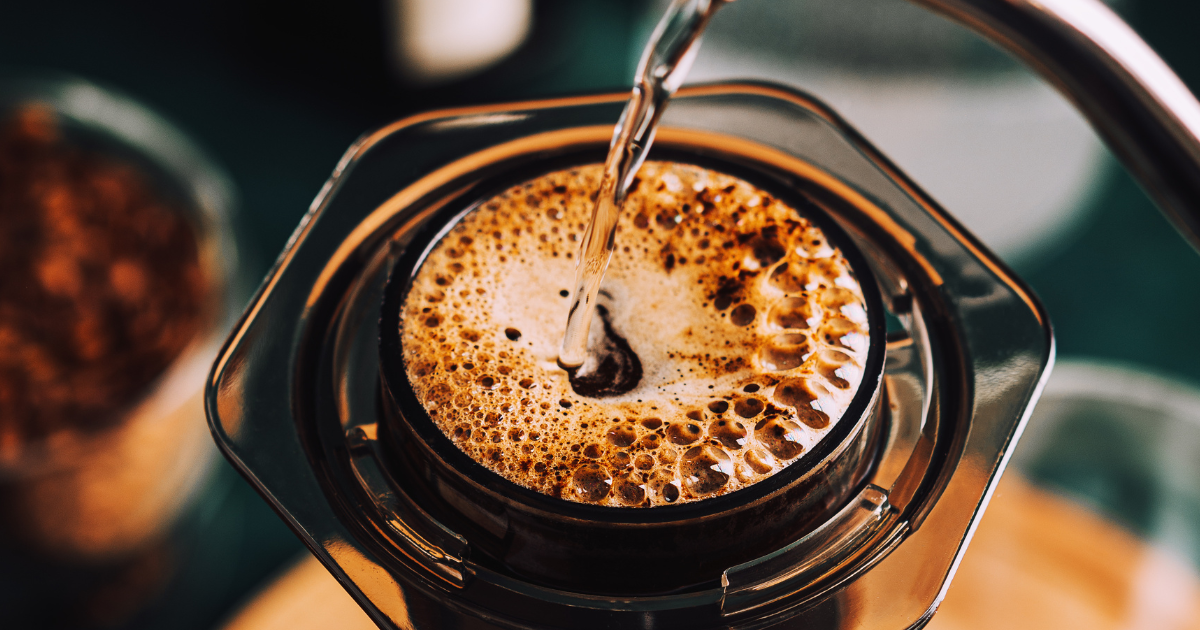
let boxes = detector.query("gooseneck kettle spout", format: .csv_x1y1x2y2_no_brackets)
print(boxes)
909,0,1200,253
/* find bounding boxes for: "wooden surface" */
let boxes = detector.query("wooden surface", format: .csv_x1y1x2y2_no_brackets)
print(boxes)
220,553,376,630
931,474,1200,630
220,474,1200,629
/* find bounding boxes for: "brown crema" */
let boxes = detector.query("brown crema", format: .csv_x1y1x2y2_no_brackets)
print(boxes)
400,162,870,507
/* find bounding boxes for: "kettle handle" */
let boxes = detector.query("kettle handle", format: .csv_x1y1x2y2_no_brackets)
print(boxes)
910,0,1200,253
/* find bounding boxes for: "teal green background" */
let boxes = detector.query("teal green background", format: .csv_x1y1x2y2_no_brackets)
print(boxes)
1,0,1198,627
1016,4,1200,382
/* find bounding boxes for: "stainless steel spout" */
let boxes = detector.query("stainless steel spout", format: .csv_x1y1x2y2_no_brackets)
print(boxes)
909,0,1200,252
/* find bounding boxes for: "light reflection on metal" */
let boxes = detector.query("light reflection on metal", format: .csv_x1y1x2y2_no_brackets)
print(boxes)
911,0,1200,253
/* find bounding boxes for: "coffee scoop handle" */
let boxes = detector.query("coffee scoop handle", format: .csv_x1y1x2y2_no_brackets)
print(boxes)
909,0,1200,254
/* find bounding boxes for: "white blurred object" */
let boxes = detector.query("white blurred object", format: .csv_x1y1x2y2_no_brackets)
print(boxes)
389,0,532,85
665,0,1109,264
689,50,1106,263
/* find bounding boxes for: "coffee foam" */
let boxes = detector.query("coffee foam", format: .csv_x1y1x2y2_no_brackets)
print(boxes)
399,162,871,507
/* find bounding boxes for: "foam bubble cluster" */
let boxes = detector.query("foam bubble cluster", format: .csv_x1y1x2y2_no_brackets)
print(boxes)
400,162,870,507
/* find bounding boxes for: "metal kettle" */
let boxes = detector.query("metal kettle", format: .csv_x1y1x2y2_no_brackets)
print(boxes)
913,0,1200,252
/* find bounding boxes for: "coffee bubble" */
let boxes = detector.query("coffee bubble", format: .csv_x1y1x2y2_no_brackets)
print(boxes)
606,423,637,447
729,304,756,326
665,422,702,445
613,474,647,506
759,333,812,371
755,417,806,460
744,448,777,475
768,296,816,330
571,463,612,502
734,398,765,419
648,469,681,503
709,419,747,450
399,162,871,506
681,444,734,497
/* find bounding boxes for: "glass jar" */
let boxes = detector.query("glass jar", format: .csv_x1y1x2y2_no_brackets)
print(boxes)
0,71,242,627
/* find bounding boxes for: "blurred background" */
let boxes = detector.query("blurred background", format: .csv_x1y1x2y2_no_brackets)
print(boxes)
2,0,1200,628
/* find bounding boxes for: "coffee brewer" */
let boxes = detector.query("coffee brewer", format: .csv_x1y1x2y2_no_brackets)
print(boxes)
206,0,1200,627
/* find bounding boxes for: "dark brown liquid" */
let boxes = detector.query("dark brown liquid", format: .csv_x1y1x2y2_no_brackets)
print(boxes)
563,305,642,397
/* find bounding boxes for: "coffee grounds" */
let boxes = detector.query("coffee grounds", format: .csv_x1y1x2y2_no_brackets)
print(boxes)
0,106,208,446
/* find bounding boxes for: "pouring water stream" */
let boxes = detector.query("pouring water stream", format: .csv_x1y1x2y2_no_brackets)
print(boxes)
558,0,729,370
